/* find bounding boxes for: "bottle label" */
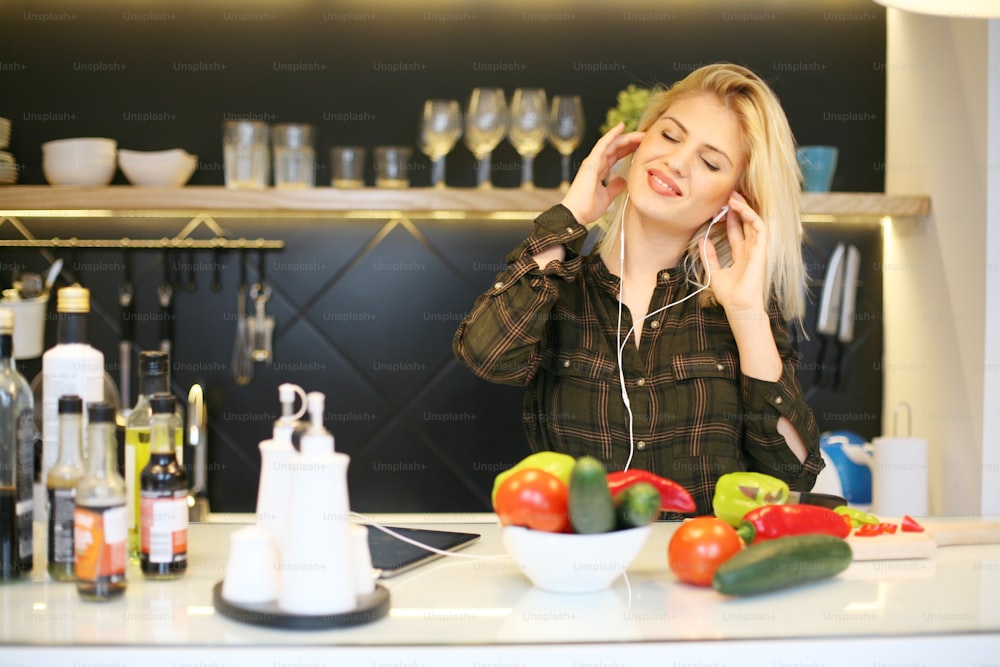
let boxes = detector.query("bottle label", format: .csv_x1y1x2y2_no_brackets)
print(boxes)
48,487,76,566
16,409,35,560
74,504,127,583
140,490,188,564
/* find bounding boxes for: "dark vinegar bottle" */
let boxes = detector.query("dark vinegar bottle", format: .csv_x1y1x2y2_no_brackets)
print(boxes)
140,394,187,579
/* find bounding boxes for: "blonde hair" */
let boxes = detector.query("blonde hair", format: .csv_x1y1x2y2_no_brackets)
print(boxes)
592,63,807,324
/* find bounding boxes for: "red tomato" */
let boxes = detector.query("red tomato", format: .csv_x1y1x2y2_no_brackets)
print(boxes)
668,516,744,586
493,468,571,533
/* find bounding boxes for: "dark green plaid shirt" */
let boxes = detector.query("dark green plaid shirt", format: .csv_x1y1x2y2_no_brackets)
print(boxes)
454,205,823,515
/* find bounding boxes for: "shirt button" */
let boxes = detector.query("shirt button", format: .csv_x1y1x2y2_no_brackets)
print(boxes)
565,227,574,235
635,377,646,387
774,396,783,405
493,281,504,290
716,362,724,371
636,441,647,451
660,271,670,281
649,320,659,329
562,360,571,368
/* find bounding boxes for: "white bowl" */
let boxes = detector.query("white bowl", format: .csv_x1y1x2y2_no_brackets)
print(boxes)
118,148,198,187
42,137,117,186
42,137,117,158
501,524,652,593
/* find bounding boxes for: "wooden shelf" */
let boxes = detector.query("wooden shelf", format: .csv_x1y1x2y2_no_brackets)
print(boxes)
0,185,930,220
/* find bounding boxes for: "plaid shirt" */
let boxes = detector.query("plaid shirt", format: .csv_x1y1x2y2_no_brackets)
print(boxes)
454,205,824,515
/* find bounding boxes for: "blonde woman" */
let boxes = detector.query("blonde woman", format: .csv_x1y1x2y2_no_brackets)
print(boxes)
454,63,822,515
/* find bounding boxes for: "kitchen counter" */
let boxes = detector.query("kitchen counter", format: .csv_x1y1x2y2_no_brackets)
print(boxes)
2,515,998,666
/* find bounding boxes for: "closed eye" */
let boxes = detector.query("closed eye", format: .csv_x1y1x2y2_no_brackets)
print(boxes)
702,158,720,172
661,131,679,143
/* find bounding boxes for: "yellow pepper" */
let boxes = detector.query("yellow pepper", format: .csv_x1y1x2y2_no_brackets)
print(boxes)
834,505,880,528
491,451,576,506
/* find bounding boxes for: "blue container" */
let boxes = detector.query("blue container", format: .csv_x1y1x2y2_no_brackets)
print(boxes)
796,145,838,192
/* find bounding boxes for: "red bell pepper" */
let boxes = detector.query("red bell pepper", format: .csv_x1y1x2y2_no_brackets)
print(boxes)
736,503,853,544
901,515,925,533
606,469,696,513
854,522,899,537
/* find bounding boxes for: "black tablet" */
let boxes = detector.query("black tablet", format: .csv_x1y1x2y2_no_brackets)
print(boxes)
365,525,481,578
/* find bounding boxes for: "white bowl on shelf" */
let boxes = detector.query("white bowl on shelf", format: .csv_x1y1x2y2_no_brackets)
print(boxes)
0,117,11,149
118,148,198,187
42,137,117,186
501,524,652,594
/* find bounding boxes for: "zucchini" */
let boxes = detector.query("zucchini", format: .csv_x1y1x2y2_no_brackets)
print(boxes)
568,456,616,533
712,534,852,596
614,482,661,528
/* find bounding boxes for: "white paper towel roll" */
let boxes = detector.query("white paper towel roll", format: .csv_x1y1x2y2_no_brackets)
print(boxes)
871,436,928,517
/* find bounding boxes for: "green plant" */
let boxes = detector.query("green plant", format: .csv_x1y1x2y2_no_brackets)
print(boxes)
600,84,652,133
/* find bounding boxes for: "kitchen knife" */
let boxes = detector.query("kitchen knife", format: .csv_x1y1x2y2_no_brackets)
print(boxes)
816,242,846,337
787,491,847,509
837,244,861,345
847,520,1000,561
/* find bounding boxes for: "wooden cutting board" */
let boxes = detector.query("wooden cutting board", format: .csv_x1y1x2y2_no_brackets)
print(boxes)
847,520,1000,561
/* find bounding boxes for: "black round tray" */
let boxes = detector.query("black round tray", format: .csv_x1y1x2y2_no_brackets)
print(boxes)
212,581,390,630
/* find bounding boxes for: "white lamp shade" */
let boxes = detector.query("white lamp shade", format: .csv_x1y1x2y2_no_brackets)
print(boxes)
874,0,1000,18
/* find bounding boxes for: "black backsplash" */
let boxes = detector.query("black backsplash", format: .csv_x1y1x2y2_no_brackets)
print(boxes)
1,0,887,513
2,215,882,514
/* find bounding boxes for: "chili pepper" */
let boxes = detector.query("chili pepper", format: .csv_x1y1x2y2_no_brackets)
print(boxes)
901,515,925,532
712,472,790,527
735,504,853,544
606,469,696,513
834,505,880,528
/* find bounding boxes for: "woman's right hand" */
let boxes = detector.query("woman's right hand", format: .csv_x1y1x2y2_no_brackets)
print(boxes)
560,122,645,225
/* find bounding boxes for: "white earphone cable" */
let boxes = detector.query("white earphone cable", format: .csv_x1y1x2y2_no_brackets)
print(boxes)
616,202,730,471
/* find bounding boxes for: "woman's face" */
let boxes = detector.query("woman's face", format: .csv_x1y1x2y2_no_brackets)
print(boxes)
626,92,746,233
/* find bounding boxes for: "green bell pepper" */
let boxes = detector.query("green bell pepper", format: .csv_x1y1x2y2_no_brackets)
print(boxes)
833,505,880,528
712,472,790,527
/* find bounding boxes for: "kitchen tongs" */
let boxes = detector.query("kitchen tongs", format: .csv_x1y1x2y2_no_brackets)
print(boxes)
814,242,860,389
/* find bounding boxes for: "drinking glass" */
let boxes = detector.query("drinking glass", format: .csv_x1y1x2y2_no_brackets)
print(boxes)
548,95,585,191
419,99,463,188
508,88,548,189
463,87,508,189
223,120,269,189
271,123,315,189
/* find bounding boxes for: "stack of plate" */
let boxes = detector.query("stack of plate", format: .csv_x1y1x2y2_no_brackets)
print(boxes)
0,117,16,184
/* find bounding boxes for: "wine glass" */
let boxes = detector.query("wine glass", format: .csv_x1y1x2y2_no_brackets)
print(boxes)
463,87,508,188
508,88,549,189
419,99,463,188
548,95,585,191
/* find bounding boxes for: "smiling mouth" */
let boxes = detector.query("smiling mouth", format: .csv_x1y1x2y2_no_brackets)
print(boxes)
648,170,682,197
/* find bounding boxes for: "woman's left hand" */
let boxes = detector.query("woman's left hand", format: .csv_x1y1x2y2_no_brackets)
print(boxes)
701,192,769,318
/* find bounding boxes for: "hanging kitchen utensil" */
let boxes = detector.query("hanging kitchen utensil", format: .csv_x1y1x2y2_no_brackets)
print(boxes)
187,382,210,522
158,249,174,356
833,244,861,389
248,249,274,364
813,242,845,389
185,248,197,292
212,246,223,292
231,249,253,385
118,250,135,415
811,242,861,390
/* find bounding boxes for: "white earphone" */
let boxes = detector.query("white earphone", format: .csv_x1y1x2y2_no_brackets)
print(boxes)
615,201,730,470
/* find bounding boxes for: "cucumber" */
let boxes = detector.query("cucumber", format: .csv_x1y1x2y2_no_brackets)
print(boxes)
614,482,661,529
712,534,852,596
568,456,616,534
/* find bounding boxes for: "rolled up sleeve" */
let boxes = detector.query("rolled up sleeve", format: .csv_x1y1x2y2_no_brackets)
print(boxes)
739,311,824,491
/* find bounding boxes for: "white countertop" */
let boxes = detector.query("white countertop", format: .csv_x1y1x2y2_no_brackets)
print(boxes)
2,515,999,666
